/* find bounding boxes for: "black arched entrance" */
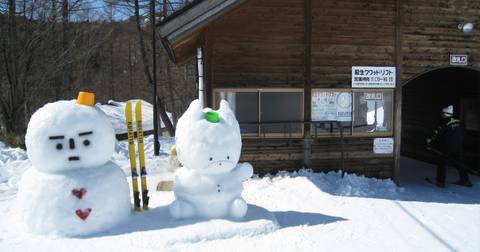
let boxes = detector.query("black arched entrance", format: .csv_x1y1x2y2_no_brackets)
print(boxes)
401,67,480,173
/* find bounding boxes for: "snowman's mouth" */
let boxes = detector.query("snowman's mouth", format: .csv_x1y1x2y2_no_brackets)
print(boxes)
69,156,80,161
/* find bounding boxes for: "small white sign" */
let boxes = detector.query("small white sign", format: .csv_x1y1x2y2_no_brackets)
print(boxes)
450,54,468,66
352,66,396,88
373,138,394,154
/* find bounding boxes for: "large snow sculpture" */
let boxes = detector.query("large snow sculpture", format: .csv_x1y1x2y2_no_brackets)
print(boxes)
16,92,130,236
170,99,253,219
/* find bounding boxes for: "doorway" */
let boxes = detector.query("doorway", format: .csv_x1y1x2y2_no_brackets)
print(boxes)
401,67,480,173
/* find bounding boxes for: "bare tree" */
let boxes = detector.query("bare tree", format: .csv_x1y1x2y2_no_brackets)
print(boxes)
131,0,175,135
0,0,195,136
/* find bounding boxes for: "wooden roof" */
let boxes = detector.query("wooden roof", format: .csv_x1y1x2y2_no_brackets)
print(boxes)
157,0,247,63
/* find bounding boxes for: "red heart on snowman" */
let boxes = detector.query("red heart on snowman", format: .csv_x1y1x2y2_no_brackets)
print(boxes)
72,188,87,199
75,208,92,221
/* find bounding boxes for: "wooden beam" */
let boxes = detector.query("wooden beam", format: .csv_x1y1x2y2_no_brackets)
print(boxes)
204,29,214,108
393,0,404,185
303,0,312,167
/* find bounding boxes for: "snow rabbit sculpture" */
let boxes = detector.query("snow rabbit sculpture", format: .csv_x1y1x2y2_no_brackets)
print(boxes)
170,99,253,219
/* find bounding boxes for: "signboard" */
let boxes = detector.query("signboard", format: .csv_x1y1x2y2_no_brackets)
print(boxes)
364,92,383,101
352,66,396,88
450,54,468,66
312,91,352,122
373,138,394,154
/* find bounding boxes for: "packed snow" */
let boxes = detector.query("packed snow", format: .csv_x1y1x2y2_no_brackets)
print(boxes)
0,143,29,200
171,100,253,219
0,99,479,251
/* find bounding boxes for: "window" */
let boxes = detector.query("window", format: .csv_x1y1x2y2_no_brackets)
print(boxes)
311,90,352,136
214,89,304,137
261,92,303,134
216,91,258,134
311,89,394,137
353,91,393,133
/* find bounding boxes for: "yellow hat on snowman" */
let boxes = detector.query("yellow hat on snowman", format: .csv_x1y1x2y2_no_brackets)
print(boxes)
76,91,95,106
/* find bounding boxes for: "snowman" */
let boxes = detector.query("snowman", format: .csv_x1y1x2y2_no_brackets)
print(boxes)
170,99,253,219
16,92,130,236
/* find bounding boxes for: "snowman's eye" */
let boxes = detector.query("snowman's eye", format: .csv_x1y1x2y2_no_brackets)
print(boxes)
56,143,63,150
209,157,213,161
227,156,230,160
83,140,90,146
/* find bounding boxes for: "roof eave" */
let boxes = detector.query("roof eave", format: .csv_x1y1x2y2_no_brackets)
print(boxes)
157,0,247,63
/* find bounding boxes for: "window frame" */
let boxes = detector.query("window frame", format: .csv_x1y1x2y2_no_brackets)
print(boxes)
310,88,394,138
352,89,394,137
310,88,353,138
213,88,305,138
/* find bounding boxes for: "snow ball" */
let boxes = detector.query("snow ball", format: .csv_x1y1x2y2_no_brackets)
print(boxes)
25,100,116,173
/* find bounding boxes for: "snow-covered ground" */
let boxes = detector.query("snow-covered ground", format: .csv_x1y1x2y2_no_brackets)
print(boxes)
1,137,478,251
0,101,479,251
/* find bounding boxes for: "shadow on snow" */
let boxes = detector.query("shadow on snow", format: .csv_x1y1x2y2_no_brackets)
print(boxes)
273,211,347,228
82,204,346,239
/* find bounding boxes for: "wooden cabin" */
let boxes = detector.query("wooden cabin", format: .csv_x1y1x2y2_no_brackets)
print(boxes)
157,0,480,183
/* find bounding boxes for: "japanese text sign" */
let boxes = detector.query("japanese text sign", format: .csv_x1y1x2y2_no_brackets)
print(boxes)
352,66,396,88
450,54,468,66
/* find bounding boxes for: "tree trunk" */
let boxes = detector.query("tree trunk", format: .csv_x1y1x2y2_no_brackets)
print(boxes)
61,0,70,97
3,0,26,134
133,0,175,136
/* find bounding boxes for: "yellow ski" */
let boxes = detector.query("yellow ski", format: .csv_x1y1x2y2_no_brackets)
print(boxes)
125,101,141,211
135,101,149,210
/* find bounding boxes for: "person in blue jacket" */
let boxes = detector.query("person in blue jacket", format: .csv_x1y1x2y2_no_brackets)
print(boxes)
427,105,472,188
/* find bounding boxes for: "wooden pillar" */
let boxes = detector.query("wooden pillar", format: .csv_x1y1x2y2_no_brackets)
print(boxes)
303,0,312,167
204,31,214,108
393,0,404,185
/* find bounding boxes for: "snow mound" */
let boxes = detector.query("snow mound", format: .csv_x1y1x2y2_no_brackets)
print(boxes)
0,144,30,200
263,169,398,197
112,135,174,176
97,100,172,134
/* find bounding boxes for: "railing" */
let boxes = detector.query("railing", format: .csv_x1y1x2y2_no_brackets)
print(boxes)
238,120,349,172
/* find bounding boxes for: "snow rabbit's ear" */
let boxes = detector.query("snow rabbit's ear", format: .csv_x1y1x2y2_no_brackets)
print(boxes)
218,100,234,118
185,99,204,120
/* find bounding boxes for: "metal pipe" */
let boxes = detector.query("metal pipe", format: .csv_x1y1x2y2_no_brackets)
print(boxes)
151,0,160,155
196,47,205,107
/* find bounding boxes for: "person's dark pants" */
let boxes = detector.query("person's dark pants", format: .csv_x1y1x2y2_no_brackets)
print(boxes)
436,152,470,183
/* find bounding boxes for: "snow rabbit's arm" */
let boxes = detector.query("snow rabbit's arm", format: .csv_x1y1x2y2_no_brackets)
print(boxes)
233,162,254,181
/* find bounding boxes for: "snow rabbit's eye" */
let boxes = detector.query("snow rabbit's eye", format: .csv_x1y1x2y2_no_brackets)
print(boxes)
227,156,230,160
83,140,90,146
209,157,213,161
56,143,63,150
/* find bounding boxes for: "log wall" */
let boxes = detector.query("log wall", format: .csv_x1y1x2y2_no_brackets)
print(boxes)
311,0,396,88
165,0,480,178
204,0,398,177
401,0,480,81
206,0,305,88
